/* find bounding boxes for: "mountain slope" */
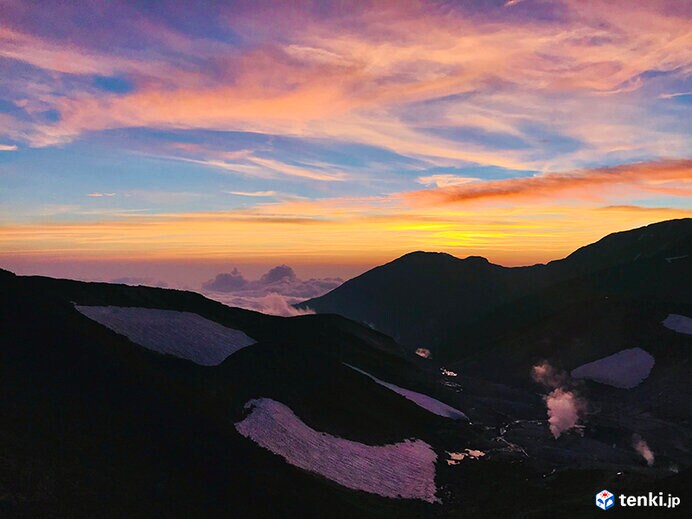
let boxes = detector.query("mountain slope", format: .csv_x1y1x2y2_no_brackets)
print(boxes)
0,269,477,518
2,263,691,517
298,252,548,351
300,219,692,358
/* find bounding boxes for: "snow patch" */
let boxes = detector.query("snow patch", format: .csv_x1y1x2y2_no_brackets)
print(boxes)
235,398,439,502
75,305,256,365
570,348,654,388
345,364,468,420
662,314,692,335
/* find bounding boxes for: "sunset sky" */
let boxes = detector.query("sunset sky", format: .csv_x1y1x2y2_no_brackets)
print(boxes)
0,0,690,288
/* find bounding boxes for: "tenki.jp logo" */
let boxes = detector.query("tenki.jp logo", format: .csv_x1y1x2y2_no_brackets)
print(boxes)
595,489,681,510
596,490,615,510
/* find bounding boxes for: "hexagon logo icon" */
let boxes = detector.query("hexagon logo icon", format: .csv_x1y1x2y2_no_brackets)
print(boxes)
595,490,615,510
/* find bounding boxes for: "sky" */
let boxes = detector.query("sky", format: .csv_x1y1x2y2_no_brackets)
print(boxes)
0,0,690,295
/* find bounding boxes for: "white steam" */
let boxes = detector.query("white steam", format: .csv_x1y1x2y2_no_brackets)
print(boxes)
253,293,315,317
205,291,316,317
544,388,585,439
531,361,586,439
632,434,655,466
531,361,567,389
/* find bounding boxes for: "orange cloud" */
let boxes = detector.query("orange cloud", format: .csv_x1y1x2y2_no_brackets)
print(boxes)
405,159,692,206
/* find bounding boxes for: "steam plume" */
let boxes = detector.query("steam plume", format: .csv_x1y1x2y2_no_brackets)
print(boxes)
545,388,585,438
531,361,587,438
532,361,566,389
632,434,655,466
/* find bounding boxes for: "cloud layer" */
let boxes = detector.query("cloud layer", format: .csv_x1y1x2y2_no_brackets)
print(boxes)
200,265,342,316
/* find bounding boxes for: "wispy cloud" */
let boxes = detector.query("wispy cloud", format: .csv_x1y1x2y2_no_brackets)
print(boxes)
416,175,480,188
406,160,692,206
226,191,279,197
87,192,116,197
0,144,18,151
248,157,347,182
3,1,688,172
658,91,692,99
170,155,347,182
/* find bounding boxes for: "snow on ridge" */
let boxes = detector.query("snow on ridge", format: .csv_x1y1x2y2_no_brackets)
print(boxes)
235,398,439,503
570,348,655,389
75,305,256,366
345,364,468,421
662,314,692,335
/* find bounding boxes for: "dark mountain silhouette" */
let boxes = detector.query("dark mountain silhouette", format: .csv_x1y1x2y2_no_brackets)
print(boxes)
300,219,692,360
1,219,690,518
0,269,454,518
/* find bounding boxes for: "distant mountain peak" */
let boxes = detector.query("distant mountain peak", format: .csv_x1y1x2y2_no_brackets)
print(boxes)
398,251,456,260
396,251,492,266
462,255,490,264
300,218,691,354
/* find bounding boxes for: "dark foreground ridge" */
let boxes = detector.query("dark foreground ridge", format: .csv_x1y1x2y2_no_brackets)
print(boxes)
1,218,691,518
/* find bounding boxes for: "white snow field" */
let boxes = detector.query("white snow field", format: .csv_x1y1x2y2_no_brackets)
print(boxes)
345,364,468,420
570,348,655,389
75,305,256,366
662,314,692,335
235,398,439,502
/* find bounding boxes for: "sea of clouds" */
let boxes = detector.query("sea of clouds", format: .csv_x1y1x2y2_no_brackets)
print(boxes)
200,265,342,316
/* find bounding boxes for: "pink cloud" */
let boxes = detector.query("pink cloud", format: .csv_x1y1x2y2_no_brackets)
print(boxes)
1,1,687,172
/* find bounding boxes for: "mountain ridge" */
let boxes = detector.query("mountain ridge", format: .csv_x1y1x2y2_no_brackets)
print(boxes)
299,218,692,356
